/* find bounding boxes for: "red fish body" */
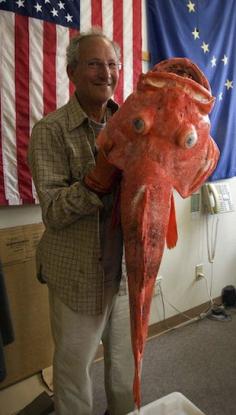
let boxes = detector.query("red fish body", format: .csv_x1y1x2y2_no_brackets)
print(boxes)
95,58,220,409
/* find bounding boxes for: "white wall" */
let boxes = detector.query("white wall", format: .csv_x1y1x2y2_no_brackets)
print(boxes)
0,205,41,228
150,179,236,324
1,182,236,326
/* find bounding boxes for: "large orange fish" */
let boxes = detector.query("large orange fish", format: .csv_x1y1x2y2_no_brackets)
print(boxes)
85,58,219,409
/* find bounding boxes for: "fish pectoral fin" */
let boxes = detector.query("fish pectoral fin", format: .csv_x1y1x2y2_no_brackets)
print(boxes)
166,193,178,249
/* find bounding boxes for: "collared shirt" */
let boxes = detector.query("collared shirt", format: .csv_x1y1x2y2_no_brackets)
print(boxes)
28,94,122,314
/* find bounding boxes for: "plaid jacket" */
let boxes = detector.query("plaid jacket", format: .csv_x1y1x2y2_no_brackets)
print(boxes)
28,94,121,314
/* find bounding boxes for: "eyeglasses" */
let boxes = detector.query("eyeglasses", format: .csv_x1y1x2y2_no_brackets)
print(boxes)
79,60,122,72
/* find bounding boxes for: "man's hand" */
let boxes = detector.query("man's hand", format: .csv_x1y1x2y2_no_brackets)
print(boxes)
84,149,121,194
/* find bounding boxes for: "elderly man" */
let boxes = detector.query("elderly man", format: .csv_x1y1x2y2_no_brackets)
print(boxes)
28,28,134,415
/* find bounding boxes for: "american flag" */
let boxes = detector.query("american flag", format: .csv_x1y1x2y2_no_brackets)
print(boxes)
0,0,142,205
146,0,236,181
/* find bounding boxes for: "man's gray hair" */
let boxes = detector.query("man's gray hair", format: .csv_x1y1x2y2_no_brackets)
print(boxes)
66,27,121,69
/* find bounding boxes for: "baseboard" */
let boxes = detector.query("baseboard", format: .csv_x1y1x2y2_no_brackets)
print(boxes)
94,297,221,362
147,297,221,339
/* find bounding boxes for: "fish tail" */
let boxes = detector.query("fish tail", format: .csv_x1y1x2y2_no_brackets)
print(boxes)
133,363,142,409
131,279,155,410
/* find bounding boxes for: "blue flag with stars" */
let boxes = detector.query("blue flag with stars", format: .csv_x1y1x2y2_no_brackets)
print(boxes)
146,0,236,181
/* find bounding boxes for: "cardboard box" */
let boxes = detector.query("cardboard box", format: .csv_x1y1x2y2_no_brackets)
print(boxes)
0,223,54,389
0,223,44,266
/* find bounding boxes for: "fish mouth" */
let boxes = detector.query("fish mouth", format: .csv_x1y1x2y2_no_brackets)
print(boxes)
141,73,214,106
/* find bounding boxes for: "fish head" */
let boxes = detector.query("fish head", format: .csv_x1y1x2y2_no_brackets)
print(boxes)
98,58,220,197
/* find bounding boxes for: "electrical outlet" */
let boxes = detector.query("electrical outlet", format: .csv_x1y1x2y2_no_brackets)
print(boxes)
195,264,204,280
154,276,163,296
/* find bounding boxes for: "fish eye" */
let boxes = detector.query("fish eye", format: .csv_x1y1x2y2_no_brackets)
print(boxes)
176,124,198,149
133,118,145,133
185,131,198,148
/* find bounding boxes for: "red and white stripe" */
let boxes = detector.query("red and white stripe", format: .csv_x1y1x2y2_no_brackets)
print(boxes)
0,0,142,205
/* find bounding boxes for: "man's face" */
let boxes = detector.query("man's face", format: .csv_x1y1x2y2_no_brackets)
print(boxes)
68,36,120,107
